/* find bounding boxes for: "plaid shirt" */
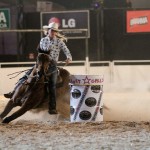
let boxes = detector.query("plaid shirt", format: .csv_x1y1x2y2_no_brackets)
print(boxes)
40,36,72,62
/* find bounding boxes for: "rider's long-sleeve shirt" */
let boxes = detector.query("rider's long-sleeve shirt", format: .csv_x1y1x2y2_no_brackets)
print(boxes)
40,36,72,62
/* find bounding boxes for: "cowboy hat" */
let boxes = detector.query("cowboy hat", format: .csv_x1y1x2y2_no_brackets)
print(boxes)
42,22,62,32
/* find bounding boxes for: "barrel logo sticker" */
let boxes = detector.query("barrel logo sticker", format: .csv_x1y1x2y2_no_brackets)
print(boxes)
85,97,97,107
91,85,101,93
71,89,81,99
100,106,103,115
70,106,75,115
79,110,92,120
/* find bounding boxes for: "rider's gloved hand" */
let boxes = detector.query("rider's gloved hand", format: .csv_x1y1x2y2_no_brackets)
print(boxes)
65,58,71,65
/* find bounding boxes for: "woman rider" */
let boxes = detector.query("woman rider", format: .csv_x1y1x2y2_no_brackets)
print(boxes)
4,22,72,114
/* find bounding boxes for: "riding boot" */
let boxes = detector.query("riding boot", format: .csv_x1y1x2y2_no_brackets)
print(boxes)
4,91,14,99
4,77,26,98
48,85,58,114
4,68,33,99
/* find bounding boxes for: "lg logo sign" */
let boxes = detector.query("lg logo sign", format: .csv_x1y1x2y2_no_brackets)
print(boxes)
44,11,89,38
62,19,76,28
49,17,76,28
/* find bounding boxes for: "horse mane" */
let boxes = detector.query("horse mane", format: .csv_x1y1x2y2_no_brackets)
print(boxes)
37,53,50,63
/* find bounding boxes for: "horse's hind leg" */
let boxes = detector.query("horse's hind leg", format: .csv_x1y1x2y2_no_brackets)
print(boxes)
2,103,31,123
0,100,17,119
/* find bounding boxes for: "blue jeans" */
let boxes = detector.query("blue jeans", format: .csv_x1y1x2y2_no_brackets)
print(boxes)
48,64,57,110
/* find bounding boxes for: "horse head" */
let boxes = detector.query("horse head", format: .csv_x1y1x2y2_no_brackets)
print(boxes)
36,53,51,78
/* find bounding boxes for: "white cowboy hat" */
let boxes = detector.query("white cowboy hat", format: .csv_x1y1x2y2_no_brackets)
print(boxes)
42,22,62,32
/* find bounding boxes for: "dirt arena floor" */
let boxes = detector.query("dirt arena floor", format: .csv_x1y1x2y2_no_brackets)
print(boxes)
1,95,150,150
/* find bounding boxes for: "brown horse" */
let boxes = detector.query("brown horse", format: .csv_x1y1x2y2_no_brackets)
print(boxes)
0,53,70,123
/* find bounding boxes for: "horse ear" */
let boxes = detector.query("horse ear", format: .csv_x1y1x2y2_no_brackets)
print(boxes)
36,43,44,53
36,44,40,51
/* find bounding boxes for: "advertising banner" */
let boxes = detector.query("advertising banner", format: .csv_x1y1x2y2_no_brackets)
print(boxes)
0,8,10,29
41,10,90,39
126,10,150,33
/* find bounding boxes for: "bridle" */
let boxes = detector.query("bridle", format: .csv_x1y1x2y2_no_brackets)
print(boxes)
7,53,67,80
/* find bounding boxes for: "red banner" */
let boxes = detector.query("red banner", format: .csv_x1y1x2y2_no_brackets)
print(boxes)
126,10,150,33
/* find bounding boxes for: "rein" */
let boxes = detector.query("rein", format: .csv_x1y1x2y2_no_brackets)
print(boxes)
44,69,57,77
7,60,67,80
7,69,31,79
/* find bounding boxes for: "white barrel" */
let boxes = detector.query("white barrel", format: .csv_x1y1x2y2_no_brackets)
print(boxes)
70,75,104,122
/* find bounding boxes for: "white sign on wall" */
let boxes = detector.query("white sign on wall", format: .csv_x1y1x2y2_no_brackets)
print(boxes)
0,8,10,29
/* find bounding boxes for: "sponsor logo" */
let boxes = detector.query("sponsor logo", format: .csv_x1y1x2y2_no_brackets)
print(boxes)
71,89,81,99
70,76,104,85
70,106,75,115
48,17,76,28
79,110,92,120
91,85,101,93
100,106,103,115
62,19,76,28
130,16,148,26
85,97,97,107
0,12,7,28
48,17,61,26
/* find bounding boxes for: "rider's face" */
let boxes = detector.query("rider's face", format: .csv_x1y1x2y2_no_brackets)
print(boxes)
48,29,57,38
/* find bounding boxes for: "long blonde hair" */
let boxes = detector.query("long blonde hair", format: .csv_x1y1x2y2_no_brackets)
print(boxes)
56,32,67,42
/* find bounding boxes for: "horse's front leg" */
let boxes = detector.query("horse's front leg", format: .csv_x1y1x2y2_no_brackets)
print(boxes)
0,100,17,120
2,101,32,124
12,83,27,103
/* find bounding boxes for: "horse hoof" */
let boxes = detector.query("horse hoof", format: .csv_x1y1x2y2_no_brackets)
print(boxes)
2,118,10,124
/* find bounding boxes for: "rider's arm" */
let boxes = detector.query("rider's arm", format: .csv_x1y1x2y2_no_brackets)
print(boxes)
58,39,72,62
